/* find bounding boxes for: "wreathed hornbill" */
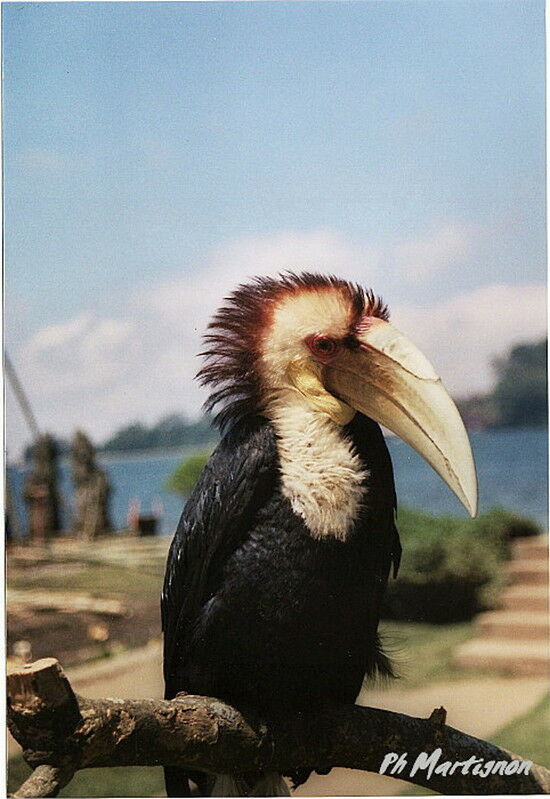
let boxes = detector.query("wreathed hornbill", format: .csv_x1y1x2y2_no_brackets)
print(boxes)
162,273,477,797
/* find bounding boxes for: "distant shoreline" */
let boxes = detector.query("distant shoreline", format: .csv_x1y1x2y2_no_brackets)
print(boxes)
8,425,547,468
7,440,218,470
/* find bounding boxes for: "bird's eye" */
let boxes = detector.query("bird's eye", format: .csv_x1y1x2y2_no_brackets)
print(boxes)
305,334,339,361
315,338,335,353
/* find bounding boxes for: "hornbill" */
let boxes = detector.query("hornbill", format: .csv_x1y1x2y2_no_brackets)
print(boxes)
162,272,477,796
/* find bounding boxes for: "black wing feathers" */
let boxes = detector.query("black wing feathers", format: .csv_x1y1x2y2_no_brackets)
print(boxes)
348,413,401,577
161,418,278,697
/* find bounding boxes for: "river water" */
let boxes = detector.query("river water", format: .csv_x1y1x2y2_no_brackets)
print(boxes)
6,426,547,537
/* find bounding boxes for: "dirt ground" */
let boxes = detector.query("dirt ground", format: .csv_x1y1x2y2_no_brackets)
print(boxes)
6,537,167,667
7,597,162,666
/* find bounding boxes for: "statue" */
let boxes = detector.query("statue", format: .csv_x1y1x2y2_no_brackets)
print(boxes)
71,430,112,539
23,434,61,541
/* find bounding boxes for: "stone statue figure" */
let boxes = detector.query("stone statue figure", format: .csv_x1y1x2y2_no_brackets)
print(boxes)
71,430,112,539
23,434,61,541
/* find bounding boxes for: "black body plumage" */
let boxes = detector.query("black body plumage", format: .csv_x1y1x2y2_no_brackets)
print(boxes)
162,411,401,795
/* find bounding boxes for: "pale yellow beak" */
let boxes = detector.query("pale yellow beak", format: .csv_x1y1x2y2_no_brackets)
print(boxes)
324,318,478,517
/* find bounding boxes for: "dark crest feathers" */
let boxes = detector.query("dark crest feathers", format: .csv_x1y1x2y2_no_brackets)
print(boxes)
197,272,388,431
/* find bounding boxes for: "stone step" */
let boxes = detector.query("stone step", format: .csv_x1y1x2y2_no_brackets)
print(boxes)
454,638,550,677
512,536,549,561
507,559,549,586
476,610,549,640
500,584,549,612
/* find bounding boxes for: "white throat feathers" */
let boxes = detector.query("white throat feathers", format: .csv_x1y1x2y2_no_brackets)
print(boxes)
267,392,368,541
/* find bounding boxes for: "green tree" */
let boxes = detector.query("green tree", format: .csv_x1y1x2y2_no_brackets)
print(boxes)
101,414,216,452
493,339,547,427
102,423,153,452
166,452,210,496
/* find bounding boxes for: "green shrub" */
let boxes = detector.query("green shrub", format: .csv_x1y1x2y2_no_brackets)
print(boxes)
383,507,542,623
166,452,211,496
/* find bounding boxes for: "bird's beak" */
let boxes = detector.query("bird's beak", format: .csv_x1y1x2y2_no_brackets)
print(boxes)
324,318,478,517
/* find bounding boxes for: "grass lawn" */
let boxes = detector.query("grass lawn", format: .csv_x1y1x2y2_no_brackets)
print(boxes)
8,560,165,600
493,692,550,768
7,759,166,798
379,620,475,687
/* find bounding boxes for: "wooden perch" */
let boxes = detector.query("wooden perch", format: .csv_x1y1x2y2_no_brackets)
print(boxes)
7,658,550,797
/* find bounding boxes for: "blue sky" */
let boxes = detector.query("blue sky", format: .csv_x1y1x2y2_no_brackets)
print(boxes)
3,1,546,457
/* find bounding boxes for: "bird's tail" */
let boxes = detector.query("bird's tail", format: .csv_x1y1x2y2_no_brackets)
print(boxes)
164,768,289,797
164,766,209,797
211,772,290,797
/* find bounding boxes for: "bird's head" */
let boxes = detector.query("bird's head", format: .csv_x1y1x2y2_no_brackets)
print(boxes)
199,272,477,516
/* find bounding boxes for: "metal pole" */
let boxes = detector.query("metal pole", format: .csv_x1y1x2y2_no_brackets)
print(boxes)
4,351,40,440
5,351,40,542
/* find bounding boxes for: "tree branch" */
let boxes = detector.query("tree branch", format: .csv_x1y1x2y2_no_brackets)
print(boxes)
13,766,76,799
7,658,550,797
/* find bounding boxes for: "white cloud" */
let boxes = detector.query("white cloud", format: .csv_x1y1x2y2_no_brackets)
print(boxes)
20,314,136,394
393,222,471,281
391,283,547,396
6,228,546,458
27,313,93,354
208,229,380,280
81,319,134,355
136,228,380,327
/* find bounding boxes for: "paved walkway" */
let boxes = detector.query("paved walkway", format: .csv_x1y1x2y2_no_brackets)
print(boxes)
454,535,549,677
8,643,548,795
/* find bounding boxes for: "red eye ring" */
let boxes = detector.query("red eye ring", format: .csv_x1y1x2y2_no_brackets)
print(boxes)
305,334,339,362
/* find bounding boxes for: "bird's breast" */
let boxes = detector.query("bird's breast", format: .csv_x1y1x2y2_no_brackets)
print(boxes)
267,395,369,541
